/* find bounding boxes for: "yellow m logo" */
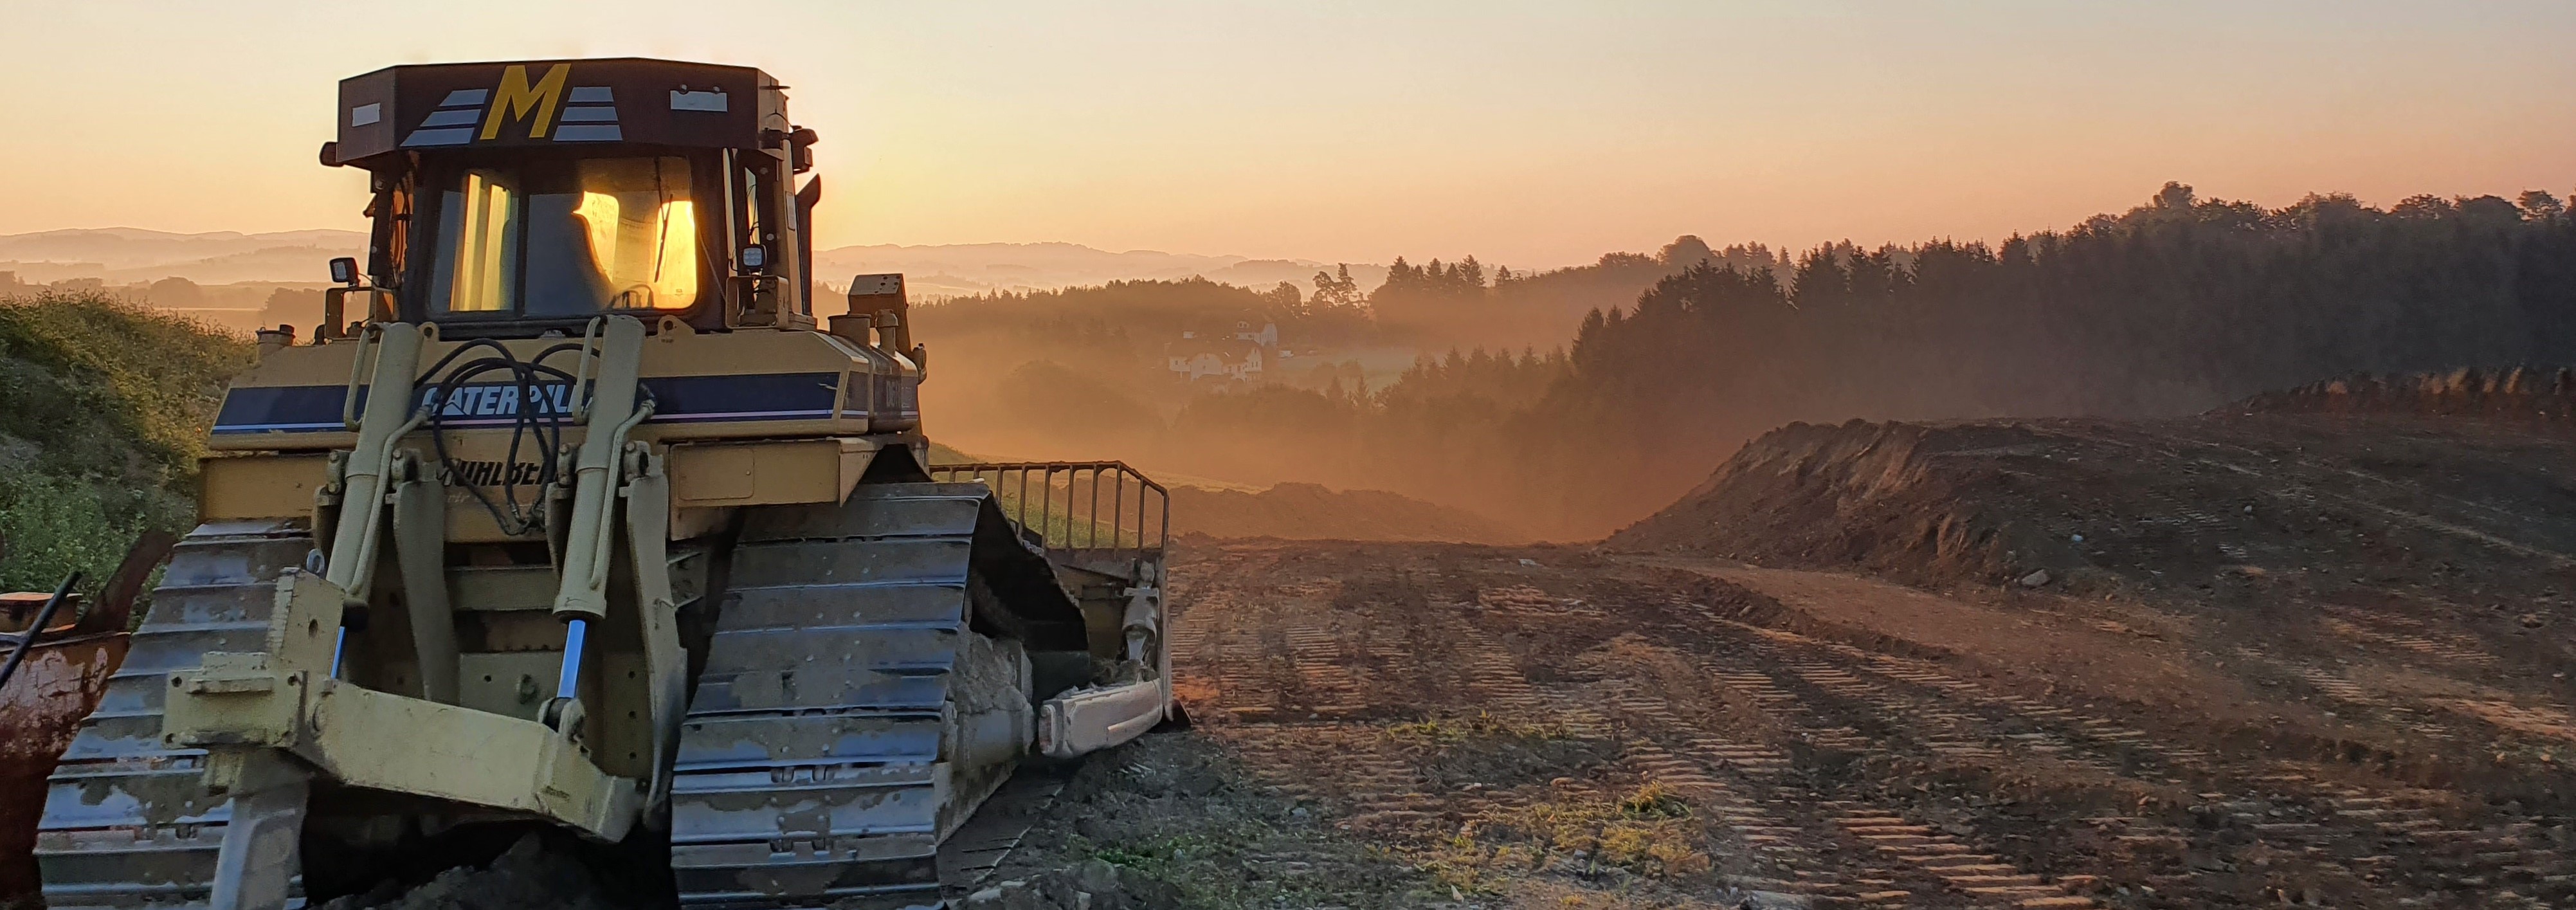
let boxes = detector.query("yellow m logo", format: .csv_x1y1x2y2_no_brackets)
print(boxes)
479,64,570,140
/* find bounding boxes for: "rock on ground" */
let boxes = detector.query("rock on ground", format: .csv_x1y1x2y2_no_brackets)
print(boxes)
952,860,1184,910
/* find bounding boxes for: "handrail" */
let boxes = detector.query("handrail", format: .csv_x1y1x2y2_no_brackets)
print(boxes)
931,460,1170,567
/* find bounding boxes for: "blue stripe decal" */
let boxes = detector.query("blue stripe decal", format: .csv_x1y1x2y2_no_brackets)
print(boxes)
401,127,476,147
212,372,842,435
418,109,482,127
551,124,624,142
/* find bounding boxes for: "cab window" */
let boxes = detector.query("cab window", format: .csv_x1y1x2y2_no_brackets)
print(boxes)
424,156,703,316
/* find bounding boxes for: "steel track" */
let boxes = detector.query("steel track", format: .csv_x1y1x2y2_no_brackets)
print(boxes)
33,484,1073,909
34,522,315,908
667,482,1067,909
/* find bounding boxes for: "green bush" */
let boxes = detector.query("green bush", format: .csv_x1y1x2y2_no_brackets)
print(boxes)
0,474,152,592
0,291,249,592
0,290,249,471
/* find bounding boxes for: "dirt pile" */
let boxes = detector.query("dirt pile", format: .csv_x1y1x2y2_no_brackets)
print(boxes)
1609,412,2576,605
1606,419,2080,587
2240,367,2576,424
311,832,631,910
1168,482,1524,543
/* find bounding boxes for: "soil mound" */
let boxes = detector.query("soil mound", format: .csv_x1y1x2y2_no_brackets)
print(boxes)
2238,367,2576,424
311,832,629,910
1169,482,1524,543
1608,412,2576,603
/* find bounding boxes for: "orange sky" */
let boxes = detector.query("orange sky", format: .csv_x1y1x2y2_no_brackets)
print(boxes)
3,1,2571,269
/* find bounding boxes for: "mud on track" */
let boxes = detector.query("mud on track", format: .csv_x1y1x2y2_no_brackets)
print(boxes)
1166,539,2576,909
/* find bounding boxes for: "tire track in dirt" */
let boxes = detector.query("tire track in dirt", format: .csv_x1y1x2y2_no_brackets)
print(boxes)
1745,615,2576,906
1168,541,2576,907
1675,569,2576,908
1179,551,1537,859
1476,581,2092,908
2321,612,2499,670
1465,596,1915,906
1671,626,2137,907
1485,567,2171,907
1588,580,2240,904
1179,545,1923,904
1597,680,1918,906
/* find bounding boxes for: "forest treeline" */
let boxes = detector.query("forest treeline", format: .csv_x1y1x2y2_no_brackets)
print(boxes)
1512,183,2576,530
925,182,2576,538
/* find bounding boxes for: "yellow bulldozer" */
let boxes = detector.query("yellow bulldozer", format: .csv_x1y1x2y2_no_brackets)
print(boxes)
30,57,1174,909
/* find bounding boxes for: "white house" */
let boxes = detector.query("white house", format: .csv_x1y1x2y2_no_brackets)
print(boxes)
1166,340,1264,382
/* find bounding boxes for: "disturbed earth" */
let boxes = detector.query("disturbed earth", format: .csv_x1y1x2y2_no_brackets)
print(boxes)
1108,405,2576,909
1153,536,2573,909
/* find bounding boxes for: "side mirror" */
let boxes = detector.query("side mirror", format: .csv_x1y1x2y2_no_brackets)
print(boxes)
328,257,361,287
740,246,766,271
789,127,819,174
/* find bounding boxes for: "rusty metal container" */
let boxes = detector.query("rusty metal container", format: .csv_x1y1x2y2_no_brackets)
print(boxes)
0,592,131,905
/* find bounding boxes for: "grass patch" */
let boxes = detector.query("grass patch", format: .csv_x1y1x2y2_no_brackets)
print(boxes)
1431,780,1714,890
0,291,248,590
1386,710,1576,744
0,473,179,593
1386,711,1623,792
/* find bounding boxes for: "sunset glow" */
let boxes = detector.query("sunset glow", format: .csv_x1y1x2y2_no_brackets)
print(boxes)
4,1,2571,266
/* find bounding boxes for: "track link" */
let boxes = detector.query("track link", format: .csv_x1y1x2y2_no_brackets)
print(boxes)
33,522,312,909
667,482,1072,910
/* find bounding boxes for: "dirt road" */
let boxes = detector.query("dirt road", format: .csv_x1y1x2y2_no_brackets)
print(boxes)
1164,538,2575,909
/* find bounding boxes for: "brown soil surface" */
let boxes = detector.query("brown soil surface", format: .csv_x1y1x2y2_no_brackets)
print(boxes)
987,731,1443,908
1607,414,2576,607
1165,535,2576,908
1168,482,1527,543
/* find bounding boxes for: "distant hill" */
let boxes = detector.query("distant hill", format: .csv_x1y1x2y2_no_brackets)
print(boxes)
0,229,1390,295
810,242,1386,300
0,228,364,286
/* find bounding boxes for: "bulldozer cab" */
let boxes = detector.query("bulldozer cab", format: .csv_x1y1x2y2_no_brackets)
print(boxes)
325,58,821,338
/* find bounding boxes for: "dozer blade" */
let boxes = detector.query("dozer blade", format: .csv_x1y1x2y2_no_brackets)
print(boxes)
33,522,314,909
668,482,1085,910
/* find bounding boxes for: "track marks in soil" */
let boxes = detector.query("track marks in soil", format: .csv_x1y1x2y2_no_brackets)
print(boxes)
1690,565,2576,908
1166,541,2576,909
1833,808,2096,909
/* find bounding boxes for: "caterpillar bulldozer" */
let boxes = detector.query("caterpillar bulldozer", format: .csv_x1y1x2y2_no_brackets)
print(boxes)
32,58,1175,909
